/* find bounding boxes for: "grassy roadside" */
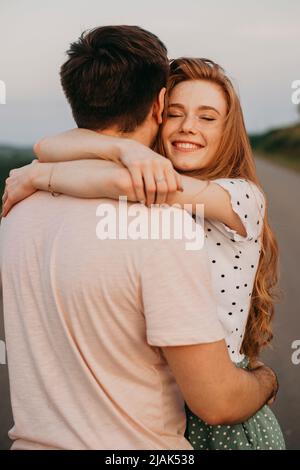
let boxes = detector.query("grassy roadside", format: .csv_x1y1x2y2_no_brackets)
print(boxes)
254,151,300,174
250,123,300,174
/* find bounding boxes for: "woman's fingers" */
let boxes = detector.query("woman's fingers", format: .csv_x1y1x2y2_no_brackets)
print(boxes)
127,160,182,207
175,171,184,192
2,181,16,216
142,166,157,206
127,165,146,204
1,187,9,217
162,167,179,203
2,190,7,203
164,160,183,193
144,162,183,206
1,193,12,217
1,202,8,218
152,166,168,205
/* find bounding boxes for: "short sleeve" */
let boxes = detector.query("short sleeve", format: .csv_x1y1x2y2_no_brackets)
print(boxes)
209,178,266,242
140,213,225,347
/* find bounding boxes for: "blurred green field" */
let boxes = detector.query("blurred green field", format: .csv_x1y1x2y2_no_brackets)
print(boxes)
0,146,34,197
250,123,300,173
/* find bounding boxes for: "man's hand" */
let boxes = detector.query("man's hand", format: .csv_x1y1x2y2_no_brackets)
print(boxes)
1,160,39,217
119,140,183,206
248,358,279,406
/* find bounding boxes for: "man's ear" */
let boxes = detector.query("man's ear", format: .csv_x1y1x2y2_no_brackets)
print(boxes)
153,87,167,124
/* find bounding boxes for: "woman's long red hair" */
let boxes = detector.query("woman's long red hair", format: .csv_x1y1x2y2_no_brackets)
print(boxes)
156,58,281,359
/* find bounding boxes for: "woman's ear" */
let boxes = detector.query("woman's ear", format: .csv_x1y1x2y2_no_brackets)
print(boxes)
153,87,167,124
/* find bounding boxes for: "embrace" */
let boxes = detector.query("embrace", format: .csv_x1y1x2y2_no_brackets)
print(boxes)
0,25,285,450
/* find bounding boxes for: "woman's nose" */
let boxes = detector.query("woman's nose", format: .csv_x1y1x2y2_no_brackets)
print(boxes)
180,115,199,134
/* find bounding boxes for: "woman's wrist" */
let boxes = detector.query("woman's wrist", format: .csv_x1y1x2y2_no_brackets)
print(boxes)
117,138,141,165
32,162,53,191
94,135,128,165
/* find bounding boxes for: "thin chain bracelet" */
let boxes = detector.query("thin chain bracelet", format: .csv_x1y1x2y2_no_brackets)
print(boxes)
48,164,60,197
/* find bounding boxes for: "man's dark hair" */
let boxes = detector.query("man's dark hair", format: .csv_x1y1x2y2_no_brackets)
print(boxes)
60,25,169,132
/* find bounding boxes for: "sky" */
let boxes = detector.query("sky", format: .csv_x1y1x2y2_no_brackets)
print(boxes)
0,0,299,146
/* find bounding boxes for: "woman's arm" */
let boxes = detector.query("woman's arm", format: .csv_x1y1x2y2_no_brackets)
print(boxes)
43,159,245,237
1,160,137,217
2,158,246,237
34,160,138,200
34,128,123,164
167,175,247,237
34,129,246,236
34,129,183,204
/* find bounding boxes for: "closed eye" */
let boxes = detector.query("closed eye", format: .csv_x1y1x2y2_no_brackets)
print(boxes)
200,117,216,121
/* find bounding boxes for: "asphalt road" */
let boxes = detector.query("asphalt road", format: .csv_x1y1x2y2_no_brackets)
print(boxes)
0,156,299,450
256,157,300,450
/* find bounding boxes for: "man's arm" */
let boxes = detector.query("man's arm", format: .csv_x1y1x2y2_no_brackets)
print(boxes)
140,213,275,426
162,340,276,425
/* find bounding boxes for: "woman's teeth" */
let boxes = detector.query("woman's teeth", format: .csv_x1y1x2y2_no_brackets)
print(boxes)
173,142,202,151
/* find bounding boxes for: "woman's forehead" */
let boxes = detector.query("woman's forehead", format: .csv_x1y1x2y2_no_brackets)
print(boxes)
168,80,227,114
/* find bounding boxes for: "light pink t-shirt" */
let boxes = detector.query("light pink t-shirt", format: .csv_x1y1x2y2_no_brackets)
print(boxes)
0,192,224,450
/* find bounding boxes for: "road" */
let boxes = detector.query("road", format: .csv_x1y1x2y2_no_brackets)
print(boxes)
0,156,299,450
256,157,300,450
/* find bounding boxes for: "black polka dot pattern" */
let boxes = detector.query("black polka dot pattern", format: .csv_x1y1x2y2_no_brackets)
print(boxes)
185,364,286,450
201,177,266,364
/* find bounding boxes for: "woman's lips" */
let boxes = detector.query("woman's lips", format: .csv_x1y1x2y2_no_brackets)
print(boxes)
172,141,204,152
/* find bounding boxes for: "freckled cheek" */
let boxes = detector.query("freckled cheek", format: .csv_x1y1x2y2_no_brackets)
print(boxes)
163,117,182,135
200,131,222,166
206,128,223,150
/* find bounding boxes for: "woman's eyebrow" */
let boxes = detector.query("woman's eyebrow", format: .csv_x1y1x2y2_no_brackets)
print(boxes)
168,103,220,114
198,105,220,115
168,103,185,109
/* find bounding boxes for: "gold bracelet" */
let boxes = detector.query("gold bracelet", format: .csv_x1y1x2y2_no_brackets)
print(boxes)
48,164,60,197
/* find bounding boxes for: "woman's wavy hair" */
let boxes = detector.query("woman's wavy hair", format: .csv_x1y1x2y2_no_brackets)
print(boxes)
155,57,281,359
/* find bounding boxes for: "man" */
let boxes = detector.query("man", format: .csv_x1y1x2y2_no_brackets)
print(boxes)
0,26,277,450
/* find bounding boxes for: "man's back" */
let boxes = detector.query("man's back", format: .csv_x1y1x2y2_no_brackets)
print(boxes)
0,191,223,450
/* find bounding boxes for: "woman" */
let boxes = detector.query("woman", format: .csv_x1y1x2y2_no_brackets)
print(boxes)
2,58,285,450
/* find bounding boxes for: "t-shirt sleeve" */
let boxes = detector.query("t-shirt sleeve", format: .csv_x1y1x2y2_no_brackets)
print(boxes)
209,178,266,242
140,219,225,347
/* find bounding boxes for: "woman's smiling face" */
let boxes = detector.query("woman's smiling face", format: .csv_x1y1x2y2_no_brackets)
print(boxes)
161,80,227,172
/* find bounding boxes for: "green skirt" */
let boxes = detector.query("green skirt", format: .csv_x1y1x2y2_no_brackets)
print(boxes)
185,358,286,450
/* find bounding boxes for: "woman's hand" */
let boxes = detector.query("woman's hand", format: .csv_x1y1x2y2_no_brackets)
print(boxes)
1,160,39,217
120,140,183,206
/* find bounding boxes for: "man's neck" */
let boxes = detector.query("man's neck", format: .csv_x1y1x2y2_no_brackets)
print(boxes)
98,124,154,148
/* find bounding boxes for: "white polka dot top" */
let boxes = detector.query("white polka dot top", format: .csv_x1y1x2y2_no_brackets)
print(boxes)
203,178,266,363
